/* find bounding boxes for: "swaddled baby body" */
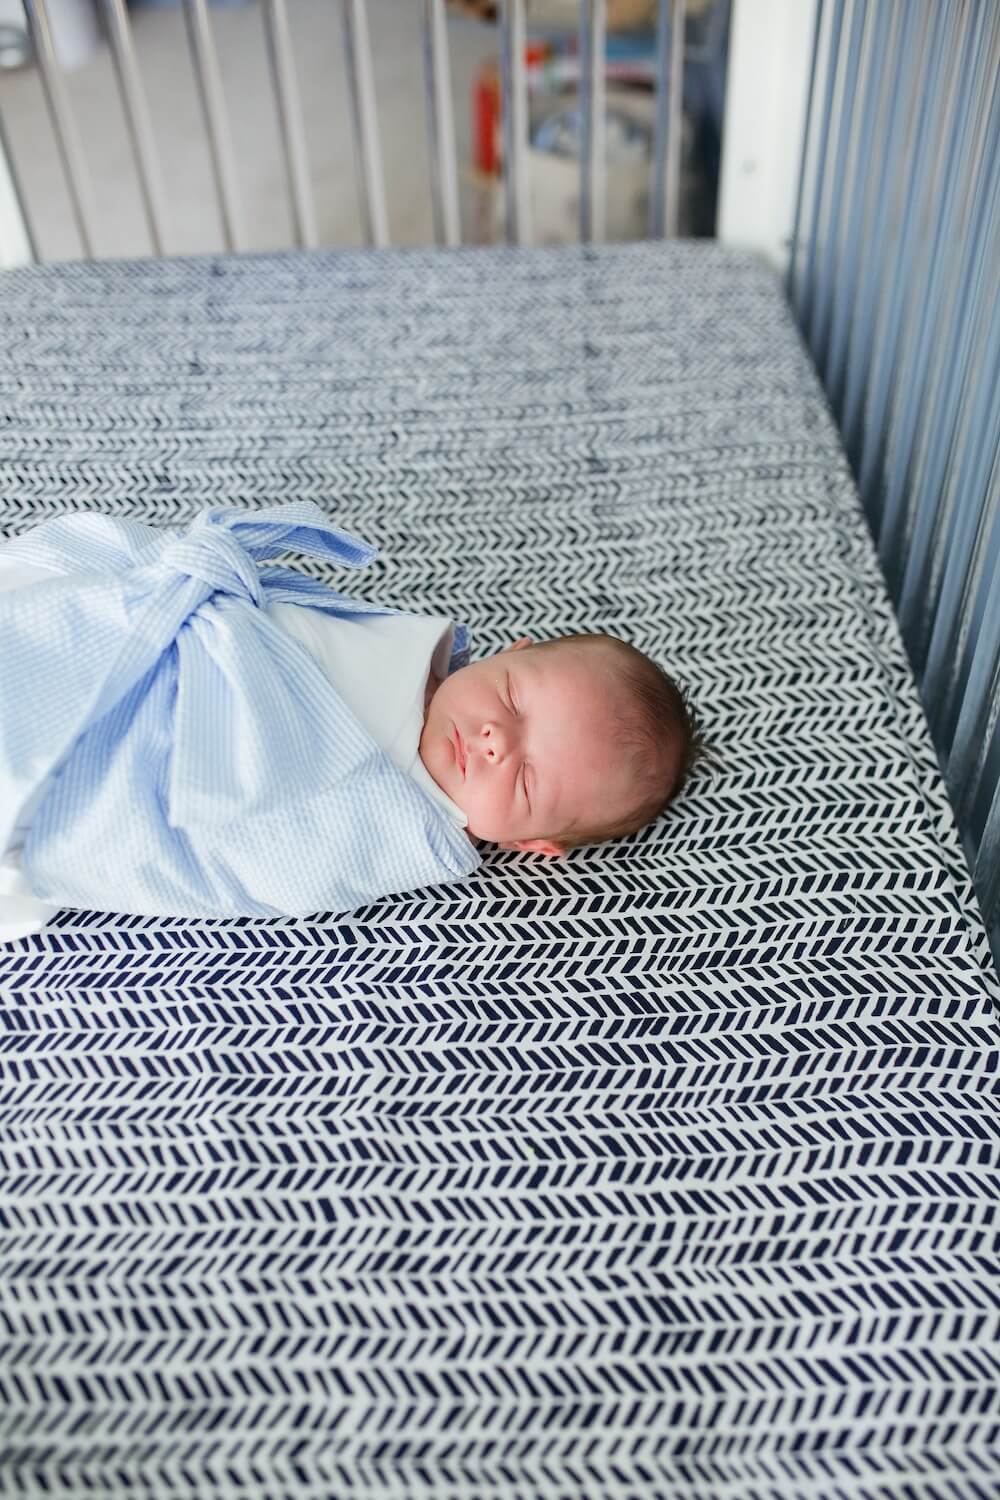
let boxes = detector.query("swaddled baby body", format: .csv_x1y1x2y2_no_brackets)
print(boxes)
0,503,708,938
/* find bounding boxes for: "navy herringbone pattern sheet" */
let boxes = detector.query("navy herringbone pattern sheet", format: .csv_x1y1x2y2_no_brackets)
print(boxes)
0,242,998,1499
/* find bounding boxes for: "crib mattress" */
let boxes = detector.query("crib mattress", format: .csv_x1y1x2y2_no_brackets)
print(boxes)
1,241,998,1498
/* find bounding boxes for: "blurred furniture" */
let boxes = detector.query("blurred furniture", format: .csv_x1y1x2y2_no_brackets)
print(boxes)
1,0,691,259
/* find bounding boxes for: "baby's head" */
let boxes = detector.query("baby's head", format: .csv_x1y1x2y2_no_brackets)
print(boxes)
419,632,713,855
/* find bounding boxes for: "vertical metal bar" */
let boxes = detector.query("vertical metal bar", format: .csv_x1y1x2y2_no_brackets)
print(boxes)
798,0,844,344
786,0,825,312
878,5,992,587
899,14,1000,671
422,0,460,248
908,267,1000,695
824,0,894,416
101,0,170,256
262,0,318,250
811,0,867,379
665,0,685,237
650,0,685,238
500,0,529,246
649,0,669,237
341,0,389,248
839,0,925,472
181,0,245,252
945,443,1000,820
856,2,952,527
923,310,1000,746
972,627,1000,926
579,0,606,243
21,0,98,257
975,766,1000,930
0,106,39,263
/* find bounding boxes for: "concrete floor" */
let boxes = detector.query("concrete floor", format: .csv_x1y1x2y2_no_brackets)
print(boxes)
0,0,499,260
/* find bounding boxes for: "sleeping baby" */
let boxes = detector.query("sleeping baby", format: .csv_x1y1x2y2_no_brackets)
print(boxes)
0,501,708,938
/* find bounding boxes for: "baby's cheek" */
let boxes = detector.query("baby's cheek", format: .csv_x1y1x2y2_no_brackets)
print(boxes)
467,791,516,846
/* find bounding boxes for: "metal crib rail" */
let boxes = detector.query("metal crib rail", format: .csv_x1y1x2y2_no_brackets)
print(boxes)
788,0,1000,962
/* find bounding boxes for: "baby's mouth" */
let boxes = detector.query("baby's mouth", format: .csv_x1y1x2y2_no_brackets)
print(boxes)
453,725,467,776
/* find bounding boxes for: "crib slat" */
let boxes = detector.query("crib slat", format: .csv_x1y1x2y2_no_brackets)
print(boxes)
262,0,318,250
823,0,894,415
875,4,982,569
905,271,1000,710
839,0,924,472
21,0,99,257
977,760,1000,929
883,5,997,616
923,301,1000,756
945,443,1000,825
649,0,684,238
857,2,953,528
579,0,606,243
500,0,530,245
900,26,1000,684
341,0,389,248
422,0,460,248
798,0,844,345
810,0,867,376
181,0,245,251
786,0,824,316
101,0,170,255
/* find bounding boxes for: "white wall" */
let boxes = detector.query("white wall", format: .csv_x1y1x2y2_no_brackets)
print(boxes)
717,0,817,276
0,129,31,270
0,0,32,267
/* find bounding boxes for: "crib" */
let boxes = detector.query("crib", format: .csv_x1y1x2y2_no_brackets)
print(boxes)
0,3,998,1496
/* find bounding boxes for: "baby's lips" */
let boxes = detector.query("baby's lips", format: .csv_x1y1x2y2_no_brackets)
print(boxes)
452,724,467,776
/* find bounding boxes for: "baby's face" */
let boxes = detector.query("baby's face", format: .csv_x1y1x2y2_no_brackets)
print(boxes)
419,639,637,855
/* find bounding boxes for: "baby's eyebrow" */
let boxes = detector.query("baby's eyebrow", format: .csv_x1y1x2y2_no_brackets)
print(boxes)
512,649,538,691
506,666,525,711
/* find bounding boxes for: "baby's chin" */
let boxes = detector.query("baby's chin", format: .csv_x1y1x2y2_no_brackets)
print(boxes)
417,721,469,816
418,701,492,839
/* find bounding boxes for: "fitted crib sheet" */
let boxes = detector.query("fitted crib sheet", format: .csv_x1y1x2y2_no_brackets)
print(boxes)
0,241,998,1499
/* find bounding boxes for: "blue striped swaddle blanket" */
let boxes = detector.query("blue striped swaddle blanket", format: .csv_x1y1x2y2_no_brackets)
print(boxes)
0,501,480,920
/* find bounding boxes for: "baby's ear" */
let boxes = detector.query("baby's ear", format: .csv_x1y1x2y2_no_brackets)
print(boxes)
502,636,533,653
502,837,567,858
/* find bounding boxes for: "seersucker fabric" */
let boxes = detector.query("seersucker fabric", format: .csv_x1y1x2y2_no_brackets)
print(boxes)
0,500,481,919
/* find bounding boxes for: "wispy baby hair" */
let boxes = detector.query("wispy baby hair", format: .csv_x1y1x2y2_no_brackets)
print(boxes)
529,632,721,848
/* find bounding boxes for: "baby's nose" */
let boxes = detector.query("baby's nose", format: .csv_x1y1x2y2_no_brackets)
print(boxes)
479,722,509,763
